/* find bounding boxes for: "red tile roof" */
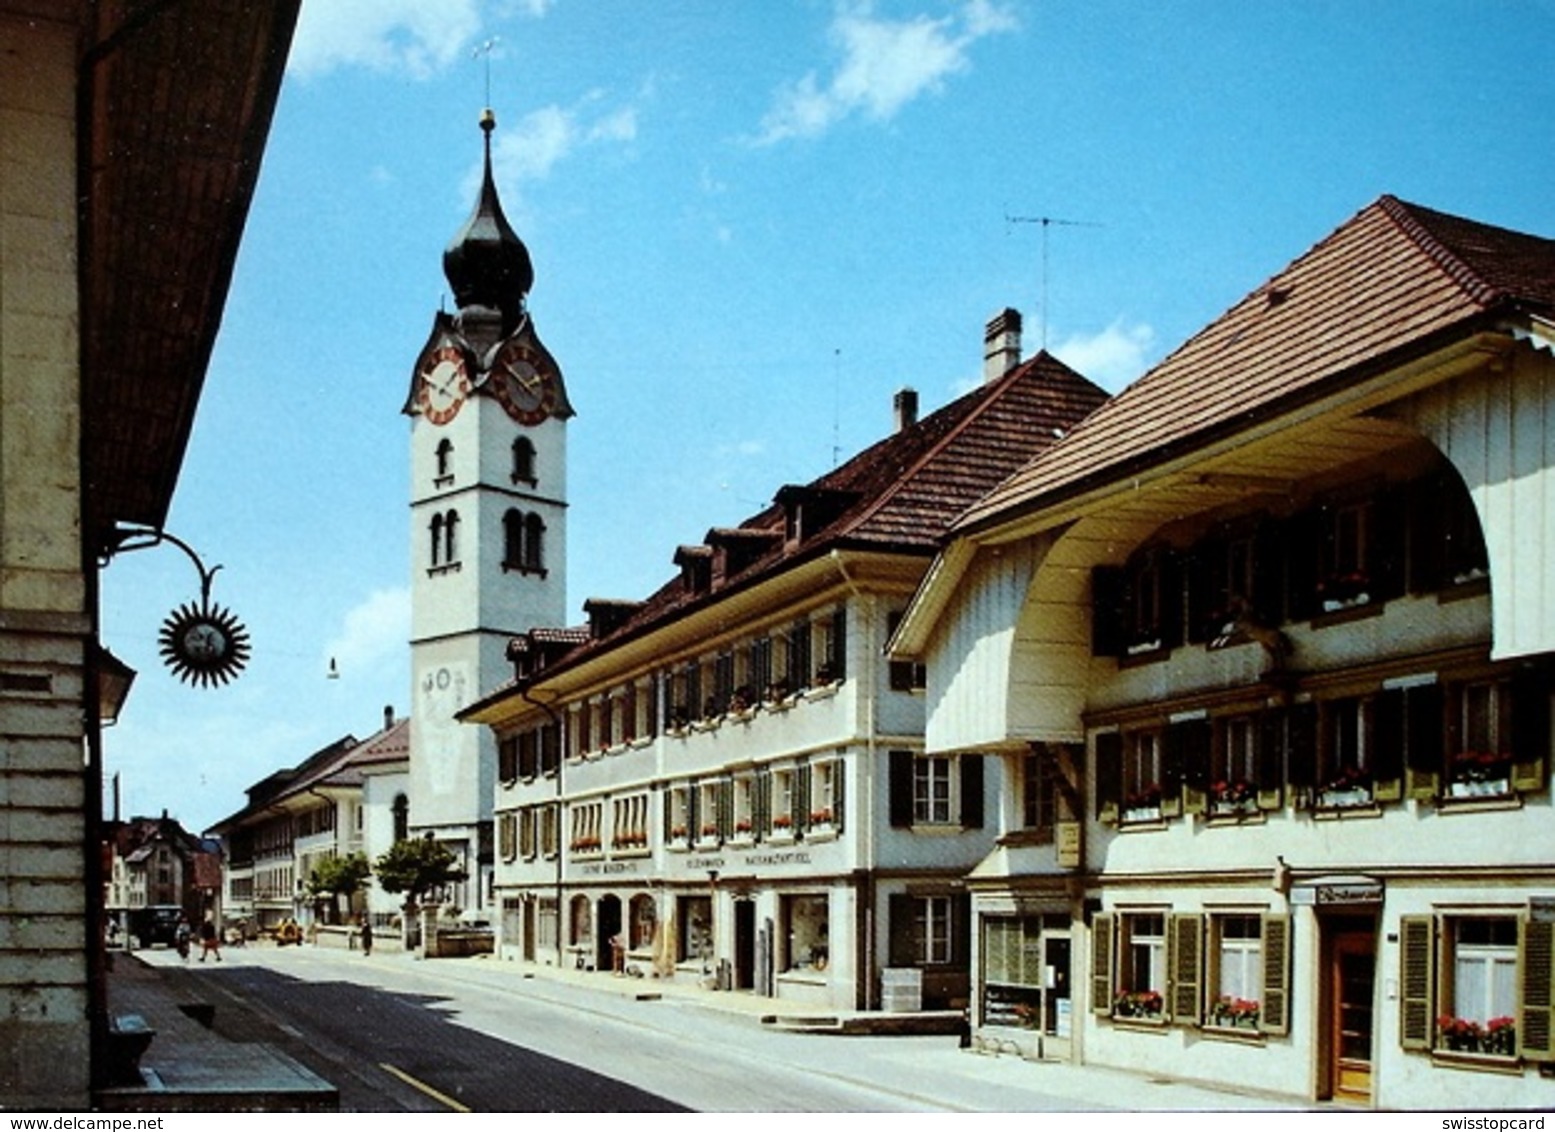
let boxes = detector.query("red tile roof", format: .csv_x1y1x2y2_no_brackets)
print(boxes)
957,196,1555,534
509,353,1108,678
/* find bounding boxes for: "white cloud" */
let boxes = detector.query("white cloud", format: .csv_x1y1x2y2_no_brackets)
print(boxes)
288,0,484,80
755,0,1018,144
1051,319,1157,391
322,587,411,676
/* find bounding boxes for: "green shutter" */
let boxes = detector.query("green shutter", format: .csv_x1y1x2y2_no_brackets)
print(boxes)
1095,732,1122,823
1260,914,1291,1036
1405,682,1443,802
754,767,771,839
1091,912,1115,1015
1256,708,1285,811
1510,667,1550,795
793,761,809,833
889,750,914,827
1520,916,1555,1061
718,776,733,841
833,758,846,832
1168,913,1204,1025
1373,687,1404,803
1398,915,1435,1051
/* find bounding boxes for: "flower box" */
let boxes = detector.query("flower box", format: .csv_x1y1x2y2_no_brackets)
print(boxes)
1113,989,1163,1020
1209,996,1260,1030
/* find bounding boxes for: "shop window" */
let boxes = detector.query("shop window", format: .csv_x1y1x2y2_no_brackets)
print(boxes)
537,899,558,952
629,894,656,950
568,895,591,949
982,916,1043,1028
678,896,713,967
783,895,830,972
1401,914,1545,1062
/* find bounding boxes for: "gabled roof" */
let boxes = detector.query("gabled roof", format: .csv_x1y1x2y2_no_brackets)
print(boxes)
957,196,1555,534
489,353,1108,691
207,716,408,835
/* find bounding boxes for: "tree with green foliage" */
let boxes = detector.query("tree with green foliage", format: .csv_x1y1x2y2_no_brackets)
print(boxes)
372,836,467,911
306,852,372,924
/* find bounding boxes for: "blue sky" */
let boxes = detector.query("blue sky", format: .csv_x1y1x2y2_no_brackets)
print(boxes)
99,0,1555,833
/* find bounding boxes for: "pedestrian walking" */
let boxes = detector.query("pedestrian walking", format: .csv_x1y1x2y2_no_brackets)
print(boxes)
198,917,222,962
359,915,373,957
174,916,191,961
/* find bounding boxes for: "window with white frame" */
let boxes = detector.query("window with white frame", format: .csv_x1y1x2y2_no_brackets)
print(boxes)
1212,716,1258,811
697,780,721,842
733,775,754,838
1319,695,1372,802
1123,729,1163,817
1022,749,1056,835
916,896,954,965
1208,914,1263,1029
1118,913,1166,1018
1442,917,1518,1054
810,759,837,827
667,784,690,845
772,768,795,836
914,756,953,824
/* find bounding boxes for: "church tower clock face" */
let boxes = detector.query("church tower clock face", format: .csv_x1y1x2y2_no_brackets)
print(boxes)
489,336,559,426
415,345,471,425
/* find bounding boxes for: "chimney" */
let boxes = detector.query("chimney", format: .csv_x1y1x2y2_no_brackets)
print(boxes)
893,387,919,433
384,704,395,731
983,307,1023,384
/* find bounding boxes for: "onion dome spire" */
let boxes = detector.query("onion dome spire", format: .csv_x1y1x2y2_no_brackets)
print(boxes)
442,108,533,328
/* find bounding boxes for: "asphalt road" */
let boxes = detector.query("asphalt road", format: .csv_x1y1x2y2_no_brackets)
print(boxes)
150,946,1279,1113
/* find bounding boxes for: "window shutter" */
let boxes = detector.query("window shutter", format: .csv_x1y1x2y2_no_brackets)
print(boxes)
889,750,914,827
833,760,846,833
1168,913,1204,1025
1181,715,1206,814
1252,518,1285,626
1372,485,1407,601
1521,915,1555,1061
753,767,771,839
662,789,673,844
1184,544,1216,645
960,755,985,829
1373,687,1404,802
1260,913,1292,1036
1286,700,1317,805
887,894,916,967
1398,915,1435,1051
718,776,733,841
687,781,699,846
1405,682,1444,801
794,762,811,833
1256,708,1286,811
1095,732,1122,823
1091,912,1115,1016
1286,507,1322,621
1510,666,1550,794
1091,567,1126,658
951,893,972,967
831,607,847,682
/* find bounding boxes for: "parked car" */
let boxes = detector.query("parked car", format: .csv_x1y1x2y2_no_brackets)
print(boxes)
128,905,185,949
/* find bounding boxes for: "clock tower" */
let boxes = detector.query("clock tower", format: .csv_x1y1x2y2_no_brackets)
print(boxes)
403,109,573,911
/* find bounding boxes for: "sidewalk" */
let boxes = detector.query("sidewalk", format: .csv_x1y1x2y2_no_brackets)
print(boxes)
111,942,1301,1112
96,948,337,1112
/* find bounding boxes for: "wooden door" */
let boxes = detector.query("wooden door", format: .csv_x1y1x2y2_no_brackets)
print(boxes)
1330,930,1376,1103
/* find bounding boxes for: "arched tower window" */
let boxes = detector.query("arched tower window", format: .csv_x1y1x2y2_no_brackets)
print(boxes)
443,510,460,564
392,793,409,843
524,513,546,573
436,438,454,480
429,513,445,567
512,437,536,485
503,509,525,569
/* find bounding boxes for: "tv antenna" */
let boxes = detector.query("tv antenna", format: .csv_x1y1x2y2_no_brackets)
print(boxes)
1005,213,1102,349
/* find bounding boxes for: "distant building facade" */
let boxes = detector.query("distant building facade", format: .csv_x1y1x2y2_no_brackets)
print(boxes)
892,197,1555,1108
210,710,407,933
462,320,1108,1010
103,813,221,941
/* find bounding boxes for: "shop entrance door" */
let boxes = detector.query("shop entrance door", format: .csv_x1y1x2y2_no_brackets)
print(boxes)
1328,926,1377,1104
734,899,755,990
1040,931,1073,1061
